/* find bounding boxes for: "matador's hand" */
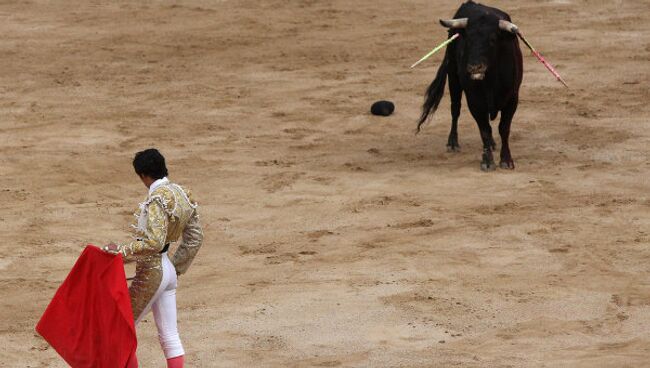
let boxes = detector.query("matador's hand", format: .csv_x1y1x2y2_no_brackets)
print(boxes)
103,243,120,254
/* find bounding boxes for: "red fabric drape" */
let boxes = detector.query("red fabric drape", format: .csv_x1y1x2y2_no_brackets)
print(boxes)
36,245,137,368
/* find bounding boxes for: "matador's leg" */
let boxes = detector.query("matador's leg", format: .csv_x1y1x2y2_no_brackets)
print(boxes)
129,257,163,323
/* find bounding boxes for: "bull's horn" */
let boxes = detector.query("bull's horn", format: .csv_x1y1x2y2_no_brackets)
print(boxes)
439,18,468,29
499,20,519,34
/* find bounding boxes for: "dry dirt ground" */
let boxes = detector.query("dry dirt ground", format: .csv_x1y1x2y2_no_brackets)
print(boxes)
1,0,649,367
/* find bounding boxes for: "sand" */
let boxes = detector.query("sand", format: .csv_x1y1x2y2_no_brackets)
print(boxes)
1,0,649,367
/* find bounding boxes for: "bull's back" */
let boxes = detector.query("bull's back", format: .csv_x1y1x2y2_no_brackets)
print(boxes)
455,1,512,22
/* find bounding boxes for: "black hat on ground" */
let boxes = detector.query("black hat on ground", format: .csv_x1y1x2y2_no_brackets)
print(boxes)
370,100,395,116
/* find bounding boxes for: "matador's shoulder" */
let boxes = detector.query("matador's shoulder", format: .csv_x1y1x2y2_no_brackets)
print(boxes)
180,185,198,207
150,183,198,208
148,185,176,210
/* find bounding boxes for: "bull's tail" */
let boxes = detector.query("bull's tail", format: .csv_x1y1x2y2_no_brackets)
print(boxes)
416,54,448,133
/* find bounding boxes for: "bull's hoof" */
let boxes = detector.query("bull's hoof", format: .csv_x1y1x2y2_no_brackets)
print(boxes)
500,160,515,170
480,161,497,172
446,144,461,153
481,150,495,172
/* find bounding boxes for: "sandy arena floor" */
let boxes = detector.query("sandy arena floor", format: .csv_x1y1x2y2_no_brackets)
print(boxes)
1,0,650,367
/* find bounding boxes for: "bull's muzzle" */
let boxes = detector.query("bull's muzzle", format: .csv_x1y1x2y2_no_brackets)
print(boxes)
467,64,487,81
470,73,485,81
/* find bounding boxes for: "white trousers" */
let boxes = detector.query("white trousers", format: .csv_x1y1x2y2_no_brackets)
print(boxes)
135,253,185,359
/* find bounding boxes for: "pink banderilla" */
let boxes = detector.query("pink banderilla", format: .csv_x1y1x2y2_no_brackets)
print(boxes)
517,32,568,88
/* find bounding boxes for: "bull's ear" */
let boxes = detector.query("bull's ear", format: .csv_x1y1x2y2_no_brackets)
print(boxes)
499,20,519,34
439,18,468,29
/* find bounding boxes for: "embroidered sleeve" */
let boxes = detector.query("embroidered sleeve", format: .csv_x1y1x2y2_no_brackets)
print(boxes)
120,198,168,260
171,207,203,275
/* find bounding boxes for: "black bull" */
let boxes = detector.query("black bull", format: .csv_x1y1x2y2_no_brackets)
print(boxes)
417,1,523,171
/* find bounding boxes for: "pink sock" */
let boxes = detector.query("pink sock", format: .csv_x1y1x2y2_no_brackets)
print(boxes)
126,354,138,368
167,355,184,368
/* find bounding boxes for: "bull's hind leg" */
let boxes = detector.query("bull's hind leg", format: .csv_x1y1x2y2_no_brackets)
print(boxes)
498,96,518,169
447,68,462,152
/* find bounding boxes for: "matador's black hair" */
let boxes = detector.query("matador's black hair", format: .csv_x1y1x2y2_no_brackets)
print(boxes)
133,148,168,179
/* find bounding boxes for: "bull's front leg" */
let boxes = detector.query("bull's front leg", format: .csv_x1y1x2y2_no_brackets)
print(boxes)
498,97,518,169
479,129,497,171
467,95,496,171
482,120,496,151
487,128,497,152
469,113,496,171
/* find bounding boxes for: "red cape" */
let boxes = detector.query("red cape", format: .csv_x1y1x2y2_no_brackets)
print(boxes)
36,245,137,368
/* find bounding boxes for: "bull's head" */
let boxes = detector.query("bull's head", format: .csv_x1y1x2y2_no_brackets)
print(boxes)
440,17,519,81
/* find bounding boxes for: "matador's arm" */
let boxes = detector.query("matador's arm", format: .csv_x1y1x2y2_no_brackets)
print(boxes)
171,196,204,275
119,198,168,261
